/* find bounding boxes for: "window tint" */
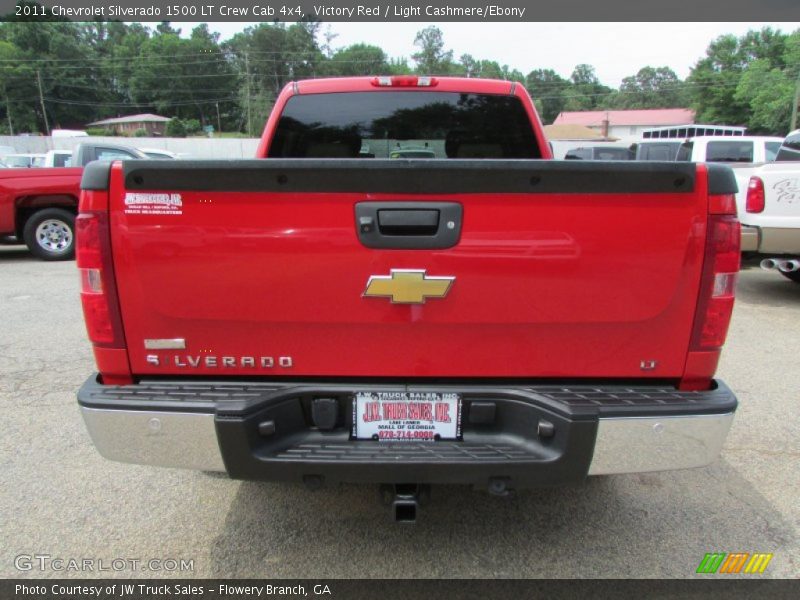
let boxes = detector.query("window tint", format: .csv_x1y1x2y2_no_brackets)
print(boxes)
593,147,632,160
706,141,753,162
564,148,591,160
96,148,137,160
776,133,800,161
636,142,681,161
269,91,541,159
53,154,71,167
676,142,693,162
5,156,33,167
144,151,173,160
765,142,781,162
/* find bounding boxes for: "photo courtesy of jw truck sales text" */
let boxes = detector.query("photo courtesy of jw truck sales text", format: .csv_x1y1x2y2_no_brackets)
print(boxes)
1,0,798,592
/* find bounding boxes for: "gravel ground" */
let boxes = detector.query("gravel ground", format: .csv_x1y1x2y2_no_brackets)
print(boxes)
1,246,797,579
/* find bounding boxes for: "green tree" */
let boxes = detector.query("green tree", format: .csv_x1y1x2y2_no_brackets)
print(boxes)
412,26,454,75
129,24,236,126
688,27,797,131
0,20,107,130
226,22,324,134
611,66,687,109
687,34,751,125
733,30,800,134
323,43,389,76
165,117,186,137
525,68,570,123
0,40,37,133
563,64,612,111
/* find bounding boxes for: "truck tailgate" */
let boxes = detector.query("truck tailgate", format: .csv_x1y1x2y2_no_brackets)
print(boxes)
108,160,709,379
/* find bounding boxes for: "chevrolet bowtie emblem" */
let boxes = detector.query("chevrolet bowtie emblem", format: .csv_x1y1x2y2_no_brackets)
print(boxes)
363,269,455,304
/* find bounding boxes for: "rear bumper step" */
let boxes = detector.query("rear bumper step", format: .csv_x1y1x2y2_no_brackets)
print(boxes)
78,376,737,487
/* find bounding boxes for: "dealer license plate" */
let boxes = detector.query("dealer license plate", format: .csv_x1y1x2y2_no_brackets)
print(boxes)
353,392,462,441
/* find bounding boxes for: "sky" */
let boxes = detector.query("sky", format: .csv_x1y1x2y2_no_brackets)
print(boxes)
171,21,800,87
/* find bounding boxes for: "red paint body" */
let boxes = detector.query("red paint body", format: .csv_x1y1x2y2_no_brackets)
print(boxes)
0,167,82,235
81,77,738,388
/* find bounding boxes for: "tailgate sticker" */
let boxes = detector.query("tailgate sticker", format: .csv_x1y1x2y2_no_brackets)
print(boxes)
124,192,183,215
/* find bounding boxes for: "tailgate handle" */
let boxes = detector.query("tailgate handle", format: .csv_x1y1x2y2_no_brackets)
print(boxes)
378,209,439,235
355,202,462,250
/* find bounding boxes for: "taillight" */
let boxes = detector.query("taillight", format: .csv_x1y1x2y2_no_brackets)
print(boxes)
76,210,125,347
746,176,765,213
689,195,740,351
371,76,438,87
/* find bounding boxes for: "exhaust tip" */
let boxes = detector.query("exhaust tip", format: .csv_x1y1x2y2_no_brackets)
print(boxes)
761,258,780,270
779,260,800,273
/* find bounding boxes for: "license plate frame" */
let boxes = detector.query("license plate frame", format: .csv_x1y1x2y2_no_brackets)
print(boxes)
352,392,462,442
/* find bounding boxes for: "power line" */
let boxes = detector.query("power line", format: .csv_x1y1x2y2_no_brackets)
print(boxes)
44,96,239,107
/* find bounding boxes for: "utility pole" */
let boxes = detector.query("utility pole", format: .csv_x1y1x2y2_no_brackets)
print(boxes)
4,90,13,136
36,69,50,136
244,51,252,137
215,101,222,135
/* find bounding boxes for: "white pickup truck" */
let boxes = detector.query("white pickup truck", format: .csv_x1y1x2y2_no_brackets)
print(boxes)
730,130,800,282
635,135,783,163
675,136,783,163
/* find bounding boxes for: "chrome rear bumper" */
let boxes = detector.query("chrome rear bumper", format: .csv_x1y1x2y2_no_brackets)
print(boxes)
78,377,737,484
81,408,225,472
588,413,734,475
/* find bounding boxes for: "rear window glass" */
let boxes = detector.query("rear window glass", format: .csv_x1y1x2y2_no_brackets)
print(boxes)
53,154,71,167
777,133,800,161
706,141,753,162
765,141,781,162
96,148,138,161
635,142,681,161
593,147,632,160
268,91,541,159
676,142,693,162
564,148,591,160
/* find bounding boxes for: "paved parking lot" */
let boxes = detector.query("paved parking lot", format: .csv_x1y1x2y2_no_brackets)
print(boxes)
1,245,798,578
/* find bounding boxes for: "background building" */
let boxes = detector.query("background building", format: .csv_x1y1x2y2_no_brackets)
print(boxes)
553,109,695,138
87,113,170,136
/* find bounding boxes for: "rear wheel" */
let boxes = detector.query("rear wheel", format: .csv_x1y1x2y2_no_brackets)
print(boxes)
780,270,800,283
22,208,76,261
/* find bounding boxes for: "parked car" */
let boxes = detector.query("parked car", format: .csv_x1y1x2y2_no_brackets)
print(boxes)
3,153,46,168
564,145,634,160
0,142,147,260
75,76,740,522
729,130,800,282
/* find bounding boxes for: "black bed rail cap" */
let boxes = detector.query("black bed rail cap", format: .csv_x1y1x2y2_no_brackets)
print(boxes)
80,160,113,191
123,159,700,195
706,163,739,196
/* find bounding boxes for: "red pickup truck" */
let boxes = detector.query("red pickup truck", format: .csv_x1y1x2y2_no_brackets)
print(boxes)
76,77,740,520
0,143,147,260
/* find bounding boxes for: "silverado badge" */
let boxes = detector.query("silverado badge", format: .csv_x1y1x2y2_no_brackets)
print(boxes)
363,269,455,304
